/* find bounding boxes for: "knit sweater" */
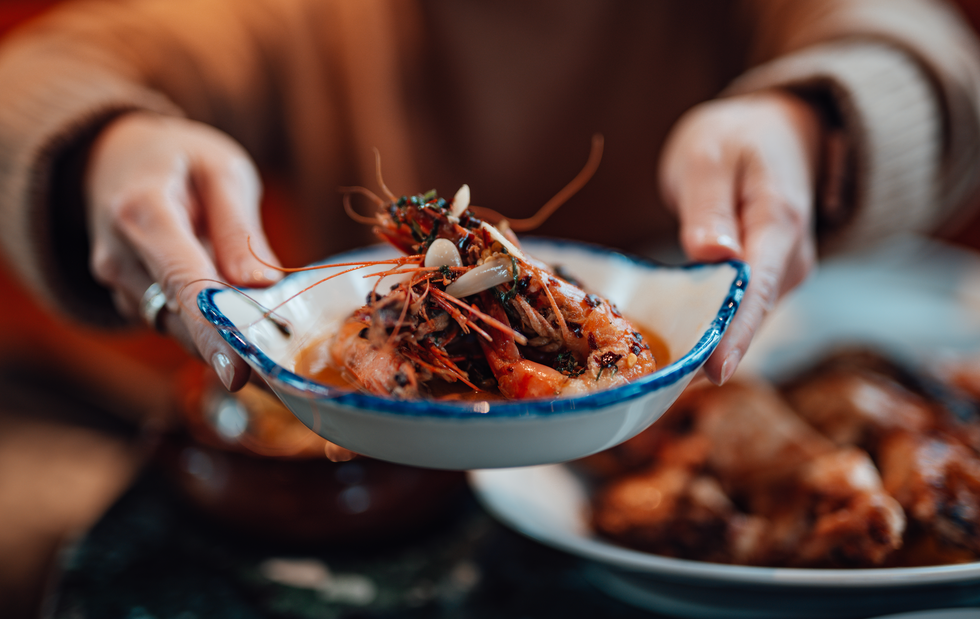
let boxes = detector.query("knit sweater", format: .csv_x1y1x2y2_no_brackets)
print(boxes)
0,0,978,325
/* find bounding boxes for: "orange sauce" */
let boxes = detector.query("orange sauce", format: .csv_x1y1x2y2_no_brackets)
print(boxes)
292,320,670,399
292,333,351,389
639,323,670,372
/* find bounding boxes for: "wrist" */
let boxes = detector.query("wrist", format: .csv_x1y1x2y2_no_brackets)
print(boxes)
772,87,853,241
49,108,142,325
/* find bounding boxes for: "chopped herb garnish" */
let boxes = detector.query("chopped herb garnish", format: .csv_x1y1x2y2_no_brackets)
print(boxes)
498,255,521,303
409,220,426,242
595,351,623,381
555,351,586,377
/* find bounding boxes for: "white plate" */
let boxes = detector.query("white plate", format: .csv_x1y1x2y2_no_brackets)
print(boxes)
470,464,980,619
470,236,980,617
199,238,747,470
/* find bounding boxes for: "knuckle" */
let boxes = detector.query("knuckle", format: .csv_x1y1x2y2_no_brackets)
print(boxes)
778,200,809,230
113,189,165,232
754,191,810,232
157,271,194,303
765,184,811,226
750,268,781,313
685,142,727,171
89,245,122,285
201,154,262,213
157,265,216,310
212,155,249,186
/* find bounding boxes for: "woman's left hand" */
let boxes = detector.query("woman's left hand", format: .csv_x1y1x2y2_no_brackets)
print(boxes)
659,90,823,385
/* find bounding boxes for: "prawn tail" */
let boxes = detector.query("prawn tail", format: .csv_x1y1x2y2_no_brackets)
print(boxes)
477,295,567,399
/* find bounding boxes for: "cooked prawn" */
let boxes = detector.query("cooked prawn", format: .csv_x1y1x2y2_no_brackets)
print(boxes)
314,136,660,400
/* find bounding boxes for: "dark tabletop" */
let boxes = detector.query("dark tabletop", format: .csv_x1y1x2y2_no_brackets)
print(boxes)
49,463,667,619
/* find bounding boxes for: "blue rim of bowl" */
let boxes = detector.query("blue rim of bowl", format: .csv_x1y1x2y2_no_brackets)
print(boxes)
198,238,749,418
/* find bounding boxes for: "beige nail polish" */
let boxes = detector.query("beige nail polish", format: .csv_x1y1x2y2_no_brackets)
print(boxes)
250,268,282,283
264,268,283,282
715,234,741,253
719,350,741,385
212,351,235,391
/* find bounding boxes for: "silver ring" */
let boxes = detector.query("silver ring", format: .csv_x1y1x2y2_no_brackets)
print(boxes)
139,282,168,332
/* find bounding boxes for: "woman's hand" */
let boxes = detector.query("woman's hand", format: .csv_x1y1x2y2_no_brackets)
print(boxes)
659,91,822,385
85,113,282,391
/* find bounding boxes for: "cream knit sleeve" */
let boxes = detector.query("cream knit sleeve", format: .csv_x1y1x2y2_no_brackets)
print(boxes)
0,0,308,324
728,0,980,253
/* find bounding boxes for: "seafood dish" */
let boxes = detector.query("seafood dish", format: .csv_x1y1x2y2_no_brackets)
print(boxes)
198,142,748,469
289,181,663,401
584,349,980,568
198,234,746,469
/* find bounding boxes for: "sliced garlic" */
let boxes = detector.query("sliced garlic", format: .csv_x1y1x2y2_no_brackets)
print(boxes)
450,184,470,218
424,238,463,268
445,255,514,298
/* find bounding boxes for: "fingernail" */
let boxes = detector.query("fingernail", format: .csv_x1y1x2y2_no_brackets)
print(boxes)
719,350,741,385
715,234,741,254
212,352,235,391
250,268,282,283
265,268,283,282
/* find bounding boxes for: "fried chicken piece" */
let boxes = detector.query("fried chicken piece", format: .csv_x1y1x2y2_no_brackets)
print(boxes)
930,355,980,453
591,463,768,564
693,382,906,567
693,381,835,506
784,350,980,456
782,354,980,561
936,354,980,401
767,448,906,567
590,380,907,567
889,530,979,567
878,430,980,557
782,368,933,450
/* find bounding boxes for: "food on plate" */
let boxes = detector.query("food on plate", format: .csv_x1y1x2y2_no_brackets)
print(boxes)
584,350,980,568
290,155,663,400
784,352,980,563
878,430,980,559
591,456,770,565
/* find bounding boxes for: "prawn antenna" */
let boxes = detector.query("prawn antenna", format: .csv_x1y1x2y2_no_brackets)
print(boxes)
474,133,603,232
373,147,398,203
510,133,603,231
180,278,293,336
340,186,385,224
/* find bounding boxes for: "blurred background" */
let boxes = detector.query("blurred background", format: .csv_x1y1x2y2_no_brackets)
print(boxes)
2,1,980,618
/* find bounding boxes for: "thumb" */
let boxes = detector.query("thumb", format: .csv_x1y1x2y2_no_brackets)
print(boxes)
196,152,283,287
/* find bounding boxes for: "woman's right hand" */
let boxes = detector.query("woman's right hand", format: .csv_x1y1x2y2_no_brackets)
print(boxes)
85,112,282,391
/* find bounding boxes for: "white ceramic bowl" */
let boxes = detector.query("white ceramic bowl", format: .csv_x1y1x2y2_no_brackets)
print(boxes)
198,238,747,470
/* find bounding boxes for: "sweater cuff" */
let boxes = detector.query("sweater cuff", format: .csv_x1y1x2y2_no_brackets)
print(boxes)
724,40,941,254
0,63,184,325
